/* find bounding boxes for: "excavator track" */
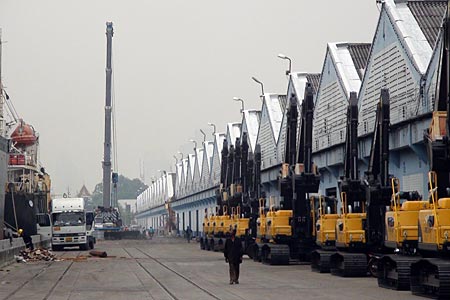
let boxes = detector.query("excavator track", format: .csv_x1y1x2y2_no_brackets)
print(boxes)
330,252,367,277
378,255,419,291
261,243,290,265
212,237,225,252
311,250,333,273
411,258,450,299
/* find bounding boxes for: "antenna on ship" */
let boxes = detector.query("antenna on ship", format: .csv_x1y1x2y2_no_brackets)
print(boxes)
102,22,114,208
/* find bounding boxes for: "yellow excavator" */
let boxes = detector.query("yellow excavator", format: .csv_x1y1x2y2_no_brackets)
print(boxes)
312,92,367,274
310,195,338,272
328,89,392,277
378,1,450,299
377,178,425,290
410,171,450,298
254,84,320,265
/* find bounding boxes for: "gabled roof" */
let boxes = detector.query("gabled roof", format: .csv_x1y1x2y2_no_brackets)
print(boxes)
77,184,91,197
262,93,283,143
289,72,321,101
188,153,196,180
166,172,176,198
241,109,261,152
182,158,189,181
407,0,447,47
328,42,371,97
203,141,214,169
382,0,435,74
213,133,226,163
195,148,204,179
227,123,241,146
175,161,183,185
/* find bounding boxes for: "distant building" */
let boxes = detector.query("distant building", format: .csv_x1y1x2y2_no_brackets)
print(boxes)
118,199,137,213
77,184,93,209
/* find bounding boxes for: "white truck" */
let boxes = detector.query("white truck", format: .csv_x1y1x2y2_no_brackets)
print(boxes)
51,197,95,251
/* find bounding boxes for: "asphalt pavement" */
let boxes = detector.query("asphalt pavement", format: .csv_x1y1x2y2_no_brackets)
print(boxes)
0,237,423,300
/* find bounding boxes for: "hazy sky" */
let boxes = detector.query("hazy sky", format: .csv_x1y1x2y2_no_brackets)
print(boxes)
0,1,379,194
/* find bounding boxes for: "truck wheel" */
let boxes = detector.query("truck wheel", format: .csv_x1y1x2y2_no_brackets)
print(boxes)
89,240,94,250
80,242,89,251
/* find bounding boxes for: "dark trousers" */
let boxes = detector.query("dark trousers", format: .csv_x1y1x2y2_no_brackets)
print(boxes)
23,236,34,250
229,263,240,282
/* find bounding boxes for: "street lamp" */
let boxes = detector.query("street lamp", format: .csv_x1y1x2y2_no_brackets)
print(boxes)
278,53,292,75
208,123,216,136
189,139,197,150
233,97,245,113
173,155,178,164
252,76,265,98
200,129,206,142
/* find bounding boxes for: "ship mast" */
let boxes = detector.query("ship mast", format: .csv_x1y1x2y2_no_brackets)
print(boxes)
102,22,113,208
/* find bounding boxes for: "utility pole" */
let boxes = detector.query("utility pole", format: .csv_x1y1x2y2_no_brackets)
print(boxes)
0,28,4,137
102,22,113,208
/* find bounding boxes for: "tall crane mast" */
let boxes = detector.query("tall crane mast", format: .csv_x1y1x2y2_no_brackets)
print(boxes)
102,22,114,208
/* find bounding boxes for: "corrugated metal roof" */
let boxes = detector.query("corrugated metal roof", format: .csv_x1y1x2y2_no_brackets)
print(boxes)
407,0,446,47
347,43,371,80
384,0,433,74
278,95,287,111
305,73,321,94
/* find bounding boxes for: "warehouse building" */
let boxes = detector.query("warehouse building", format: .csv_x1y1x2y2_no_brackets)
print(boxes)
136,0,447,234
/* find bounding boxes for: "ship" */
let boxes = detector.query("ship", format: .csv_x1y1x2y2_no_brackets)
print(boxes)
3,118,51,236
0,29,51,237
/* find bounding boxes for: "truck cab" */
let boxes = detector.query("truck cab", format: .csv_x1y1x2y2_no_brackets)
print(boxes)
51,197,95,251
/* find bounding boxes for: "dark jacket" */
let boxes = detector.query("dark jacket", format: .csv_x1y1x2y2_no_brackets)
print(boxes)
224,236,243,264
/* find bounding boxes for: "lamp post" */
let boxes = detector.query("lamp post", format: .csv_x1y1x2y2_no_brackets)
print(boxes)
189,139,197,150
208,123,216,136
252,76,265,99
233,97,245,113
200,129,207,142
278,53,292,75
173,155,178,164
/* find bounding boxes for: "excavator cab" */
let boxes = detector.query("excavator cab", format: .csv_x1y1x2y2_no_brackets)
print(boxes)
312,195,338,248
256,198,267,241
384,177,426,252
417,171,450,252
335,191,366,250
234,206,249,238
410,171,450,298
265,196,292,242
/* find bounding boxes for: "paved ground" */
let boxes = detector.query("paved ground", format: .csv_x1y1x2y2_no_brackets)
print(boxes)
0,237,423,300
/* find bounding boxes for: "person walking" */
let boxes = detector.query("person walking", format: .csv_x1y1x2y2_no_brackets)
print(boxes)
186,226,192,243
224,230,243,284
